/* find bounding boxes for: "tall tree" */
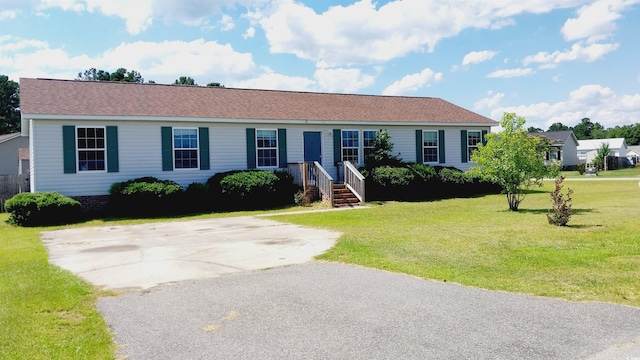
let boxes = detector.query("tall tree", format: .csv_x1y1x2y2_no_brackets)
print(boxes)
548,122,569,132
0,75,20,134
77,68,144,83
571,117,603,140
174,76,197,86
527,126,543,133
469,112,559,211
206,82,224,87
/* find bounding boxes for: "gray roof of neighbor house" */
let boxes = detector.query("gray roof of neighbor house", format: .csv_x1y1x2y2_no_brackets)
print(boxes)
20,78,498,125
0,132,21,143
530,131,576,145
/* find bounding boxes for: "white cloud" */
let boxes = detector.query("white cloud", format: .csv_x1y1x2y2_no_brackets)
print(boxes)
523,42,619,68
253,0,613,67
462,50,498,66
382,68,443,96
1,37,259,85
220,14,235,31
486,68,534,78
243,27,256,39
561,0,637,43
489,84,640,129
232,71,316,91
314,68,376,93
474,91,505,111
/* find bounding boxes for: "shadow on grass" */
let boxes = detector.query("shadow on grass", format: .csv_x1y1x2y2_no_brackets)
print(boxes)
508,208,596,215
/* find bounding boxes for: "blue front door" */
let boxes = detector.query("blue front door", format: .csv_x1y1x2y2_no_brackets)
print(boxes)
303,131,322,164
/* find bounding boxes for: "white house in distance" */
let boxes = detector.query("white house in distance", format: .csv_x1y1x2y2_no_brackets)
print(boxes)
0,132,29,175
627,145,640,165
531,131,579,169
20,78,498,209
577,138,628,166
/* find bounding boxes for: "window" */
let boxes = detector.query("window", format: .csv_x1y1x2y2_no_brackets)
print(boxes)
423,131,438,163
363,130,378,160
173,128,199,169
77,127,105,171
341,130,359,163
548,148,561,161
467,130,482,159
256,129,278,167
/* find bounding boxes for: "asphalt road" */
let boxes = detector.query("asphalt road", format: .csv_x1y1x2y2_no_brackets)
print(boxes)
98,262,640,360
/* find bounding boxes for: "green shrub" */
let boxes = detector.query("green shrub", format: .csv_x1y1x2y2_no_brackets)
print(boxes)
207,170,296,210
409,163,437,182
184,182,211,213
109,177,183,217
437,167,473,184
5,192,81,226
372,166,415,187
577,163,586,175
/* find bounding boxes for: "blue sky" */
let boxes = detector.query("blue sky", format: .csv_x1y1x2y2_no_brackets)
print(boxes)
1,0,639,130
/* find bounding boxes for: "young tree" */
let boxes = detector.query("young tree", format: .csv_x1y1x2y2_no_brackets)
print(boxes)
469,112,559,211
593,142,611,171
0,75,20,134
364,129,401,169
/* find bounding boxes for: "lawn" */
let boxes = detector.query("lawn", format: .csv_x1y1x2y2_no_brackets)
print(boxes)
1,179,639,358
562,166,640,178
274,179,640,307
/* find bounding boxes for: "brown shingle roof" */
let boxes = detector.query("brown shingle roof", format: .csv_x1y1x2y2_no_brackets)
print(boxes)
20,78,497,125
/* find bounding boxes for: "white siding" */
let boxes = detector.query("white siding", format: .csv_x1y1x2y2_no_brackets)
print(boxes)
30,119,492,196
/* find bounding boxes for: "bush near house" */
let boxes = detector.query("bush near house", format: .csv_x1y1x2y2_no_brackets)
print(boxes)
364,164,500,201
109,177,184,217
4,192,81,226
206,170,297,210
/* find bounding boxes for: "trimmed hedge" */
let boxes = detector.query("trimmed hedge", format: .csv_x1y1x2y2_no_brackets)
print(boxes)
109,177,184,217
5,192,81,226
206,170,296,210
365,164,500,201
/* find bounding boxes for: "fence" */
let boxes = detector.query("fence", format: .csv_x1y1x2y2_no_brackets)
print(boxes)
0,174,29,212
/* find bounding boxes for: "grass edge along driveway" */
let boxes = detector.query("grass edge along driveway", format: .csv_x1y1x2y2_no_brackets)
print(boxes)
1,179,639,359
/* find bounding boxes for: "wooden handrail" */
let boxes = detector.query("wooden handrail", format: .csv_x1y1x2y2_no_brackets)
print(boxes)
314,161,334,204
343,161,365,202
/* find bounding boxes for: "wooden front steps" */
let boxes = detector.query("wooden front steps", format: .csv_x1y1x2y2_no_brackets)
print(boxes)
333,184,360,207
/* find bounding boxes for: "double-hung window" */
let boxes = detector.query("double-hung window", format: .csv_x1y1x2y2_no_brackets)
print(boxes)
173,128,199,169
77,127,106,171
423,131,438,163
341,130,359,163
256,129,278,167
363,130,378,160
467,130,482,159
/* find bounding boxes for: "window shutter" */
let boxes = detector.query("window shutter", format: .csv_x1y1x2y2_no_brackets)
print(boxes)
415,130,423,163
438,130,446,164
481,130,488,145
558,150,562,161
199,127,210,170
461,130,468,163
277,128,287,168
546,152,550,161
161,127,173,171
246,128,256,169
106,126,119,173
62,125,76,174
333,129,341,165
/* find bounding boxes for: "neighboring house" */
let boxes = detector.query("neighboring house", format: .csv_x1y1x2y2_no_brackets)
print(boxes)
531,131,579,169
20,78,497,206
0,132,29,175
577,138,628,167
627,146,640,165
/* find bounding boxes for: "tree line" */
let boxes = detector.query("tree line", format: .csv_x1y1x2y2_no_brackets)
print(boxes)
528,117,640,145
0,69,224,134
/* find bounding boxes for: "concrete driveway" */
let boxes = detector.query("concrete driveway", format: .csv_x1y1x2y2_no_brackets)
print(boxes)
41,216,340,290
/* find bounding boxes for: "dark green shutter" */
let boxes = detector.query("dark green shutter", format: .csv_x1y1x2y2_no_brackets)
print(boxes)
461,130,468,163
481,130,488,145
246,128,256,169
415,130,423,163
438,130,445,164
199,127,210,170
333,129,341,165
161,127,173,171
278,128,287,168
63,125,76,174
106,126,119,173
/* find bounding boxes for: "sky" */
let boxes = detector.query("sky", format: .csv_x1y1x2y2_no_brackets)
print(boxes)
1,0,640,130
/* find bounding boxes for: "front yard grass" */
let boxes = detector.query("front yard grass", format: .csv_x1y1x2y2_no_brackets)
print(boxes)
562,166,640,178
275,179,640,307
1,179,639,358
